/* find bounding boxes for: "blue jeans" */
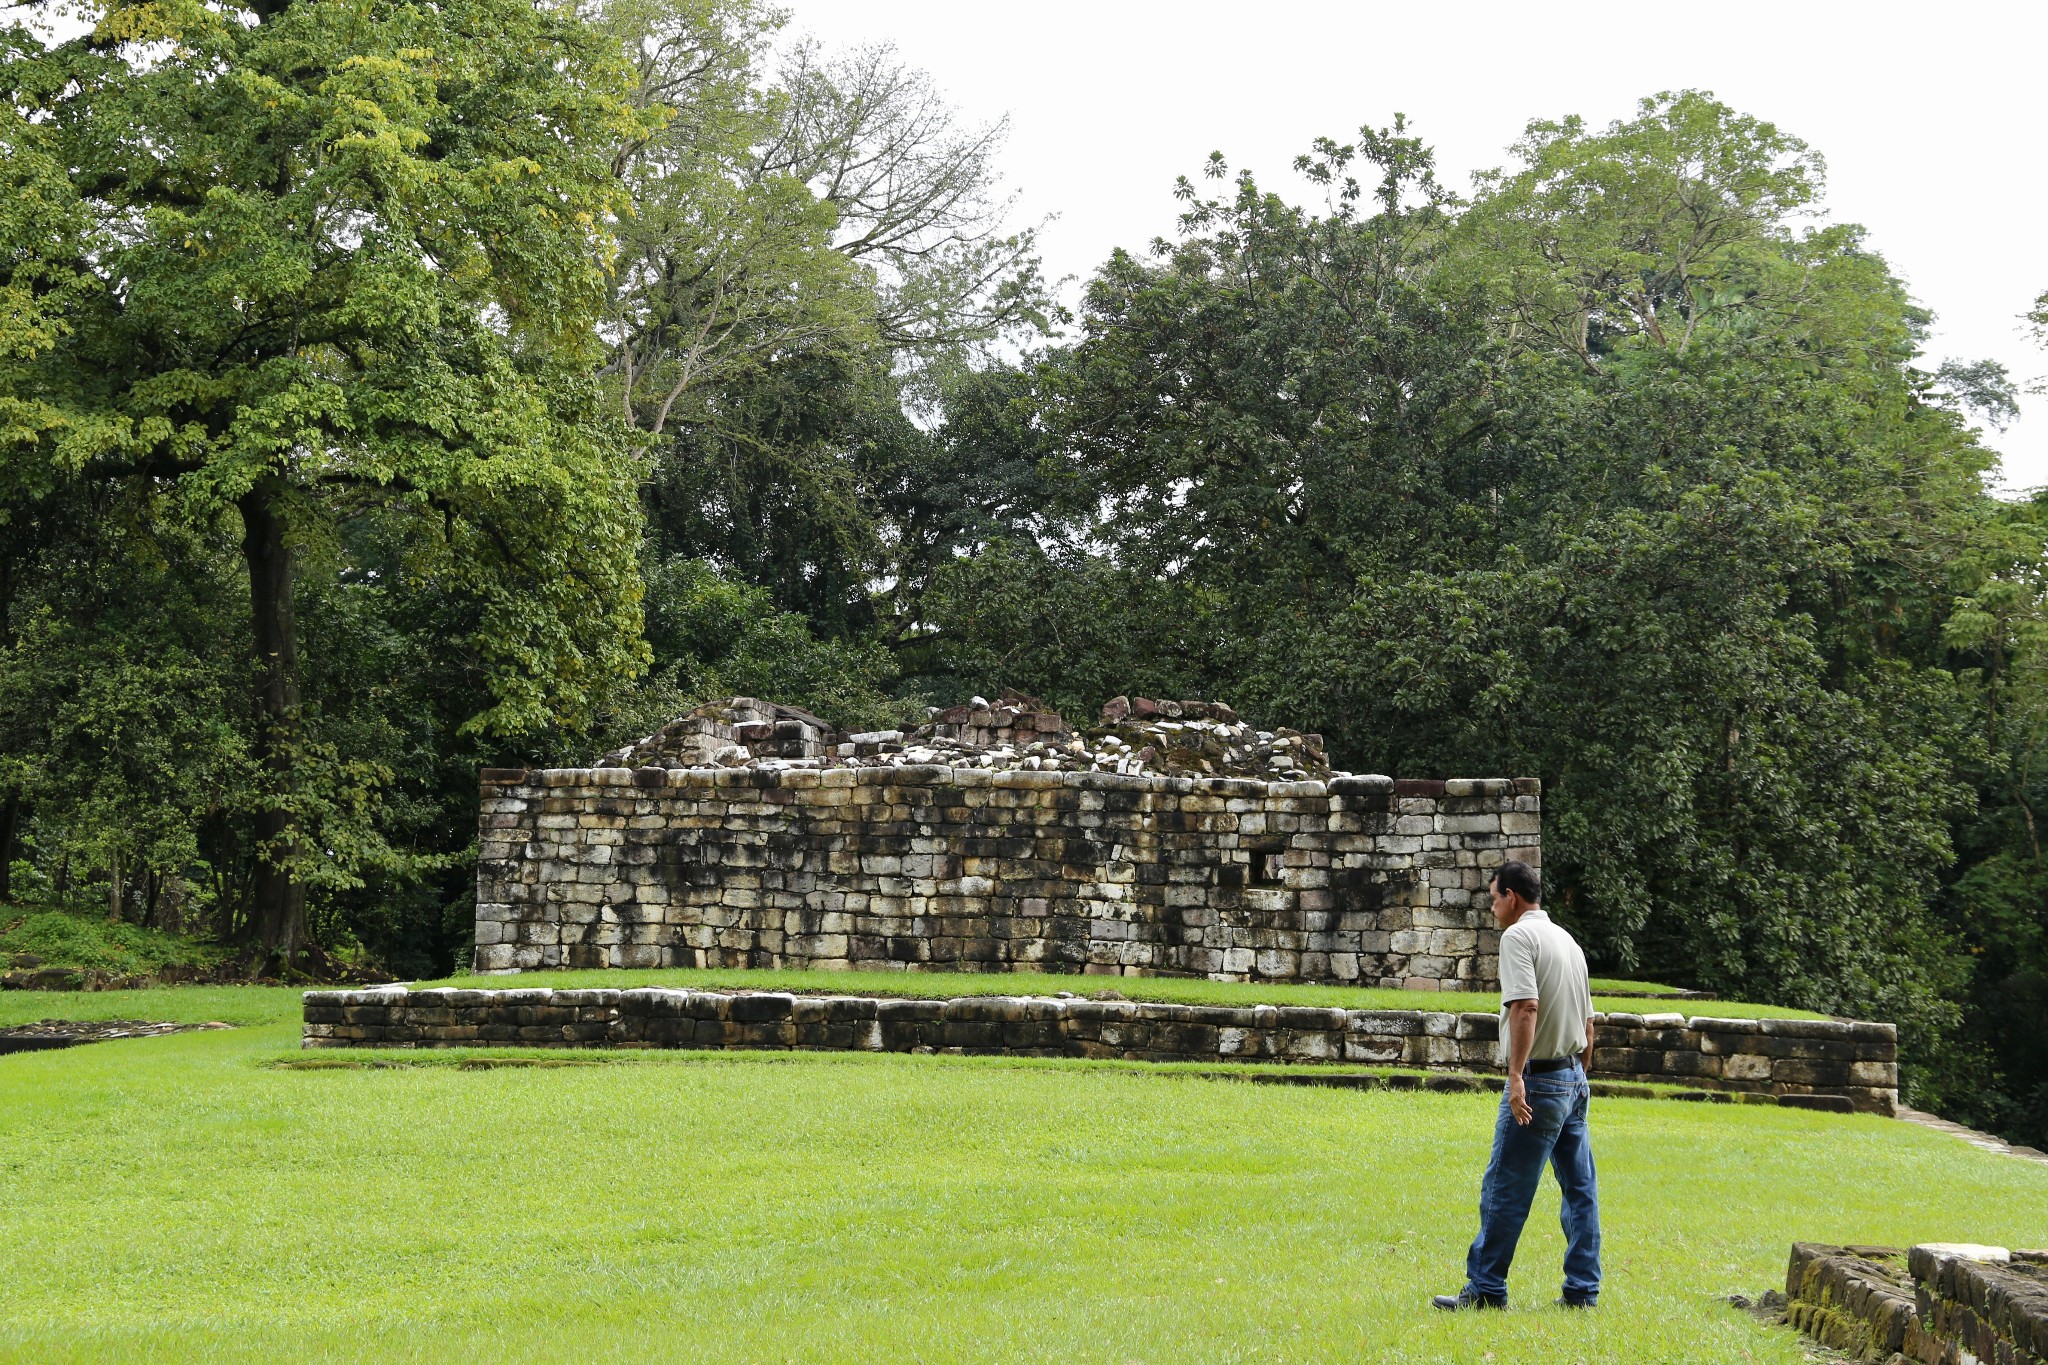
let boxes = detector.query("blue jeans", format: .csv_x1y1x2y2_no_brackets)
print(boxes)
1463,1061,1602,1303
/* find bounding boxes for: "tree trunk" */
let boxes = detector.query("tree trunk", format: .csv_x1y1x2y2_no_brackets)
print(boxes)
239,479,309,967
107,847,123,923
0,543,15,905
0,795,18,903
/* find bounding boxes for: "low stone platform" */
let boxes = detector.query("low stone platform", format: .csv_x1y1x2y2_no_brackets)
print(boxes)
301,988,1898,1112
1787,1242,2048,1363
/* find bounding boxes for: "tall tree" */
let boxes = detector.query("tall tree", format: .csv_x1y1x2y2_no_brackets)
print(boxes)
599,0,874,442
2,0,649,966
924,96,1993,1051
1455,91,1844,369
598,5,1054,630
760,38,1054,367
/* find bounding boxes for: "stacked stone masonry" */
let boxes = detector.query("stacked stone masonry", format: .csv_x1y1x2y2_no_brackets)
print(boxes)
474,767,1541,990
1787,1242,2048,1364
1912,1246,2048,1365
301,989,1899,1113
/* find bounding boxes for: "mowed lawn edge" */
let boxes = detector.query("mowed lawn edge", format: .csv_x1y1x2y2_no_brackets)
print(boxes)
260,1044,1780,1112
1,1024,2041,1363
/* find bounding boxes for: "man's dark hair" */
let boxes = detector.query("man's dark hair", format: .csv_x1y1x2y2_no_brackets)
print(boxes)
1491,860,1541,903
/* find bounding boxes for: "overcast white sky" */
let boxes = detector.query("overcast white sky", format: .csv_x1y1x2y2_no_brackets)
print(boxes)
786,0,2048,490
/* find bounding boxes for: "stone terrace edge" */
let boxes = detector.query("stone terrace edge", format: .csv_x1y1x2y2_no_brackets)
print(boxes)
301,987,1899,1114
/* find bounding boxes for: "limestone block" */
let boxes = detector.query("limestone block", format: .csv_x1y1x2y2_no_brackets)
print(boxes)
1247,949,1294,977
1282,1031,1337,1061
1428,929,1479,955
1661,1050,1719,1078
1771,1058,1851,1086
1405,1034,1460,1066
1452,1012,1498,1040
1387,929,1430,955
1686,1016,1761,1035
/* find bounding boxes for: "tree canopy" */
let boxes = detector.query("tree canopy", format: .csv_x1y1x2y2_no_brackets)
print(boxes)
2,0,651,962
3,23,2044,1149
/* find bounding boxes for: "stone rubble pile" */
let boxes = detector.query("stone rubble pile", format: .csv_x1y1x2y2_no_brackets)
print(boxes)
596,691,1334,780
1090,695,1331,780
599,698,835,769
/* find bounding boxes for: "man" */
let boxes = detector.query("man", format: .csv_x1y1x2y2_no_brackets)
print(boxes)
1432,859,1601,1312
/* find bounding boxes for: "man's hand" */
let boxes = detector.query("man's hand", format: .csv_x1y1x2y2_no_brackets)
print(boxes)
1507,1075,1532,1125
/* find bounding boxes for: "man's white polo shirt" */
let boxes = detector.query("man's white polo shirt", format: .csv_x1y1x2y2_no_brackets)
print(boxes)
1495,908,1594,1066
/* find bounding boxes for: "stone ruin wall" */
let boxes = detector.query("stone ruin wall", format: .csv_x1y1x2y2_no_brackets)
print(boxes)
473,767,1540,989
1786,1242,2048,1363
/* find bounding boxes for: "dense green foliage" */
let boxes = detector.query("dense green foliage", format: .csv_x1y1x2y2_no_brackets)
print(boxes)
0,0,652,966
2,1021,2045,1361
0,908,223,976
2,0,2043,1144
915,101,1996,1072
911,102,2047,1143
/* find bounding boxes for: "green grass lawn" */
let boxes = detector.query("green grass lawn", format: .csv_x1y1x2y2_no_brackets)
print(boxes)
0,984,305,1028
0,991,2037,1363
404,967,1825,1020
1587,976,1712,998
0,983,302,1028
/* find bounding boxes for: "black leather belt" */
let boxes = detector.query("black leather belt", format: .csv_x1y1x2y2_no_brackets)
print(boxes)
1525,1057,1577,1073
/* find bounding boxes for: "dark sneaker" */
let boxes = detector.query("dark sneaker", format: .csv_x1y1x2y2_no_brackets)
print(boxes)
1556,1295,1597,1309
1432,1290,1508,1311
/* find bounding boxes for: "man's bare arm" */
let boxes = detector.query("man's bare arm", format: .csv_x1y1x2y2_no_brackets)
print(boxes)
1580,982,1595,1073
1505,998,1538,1124
1505,999,1538,1072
